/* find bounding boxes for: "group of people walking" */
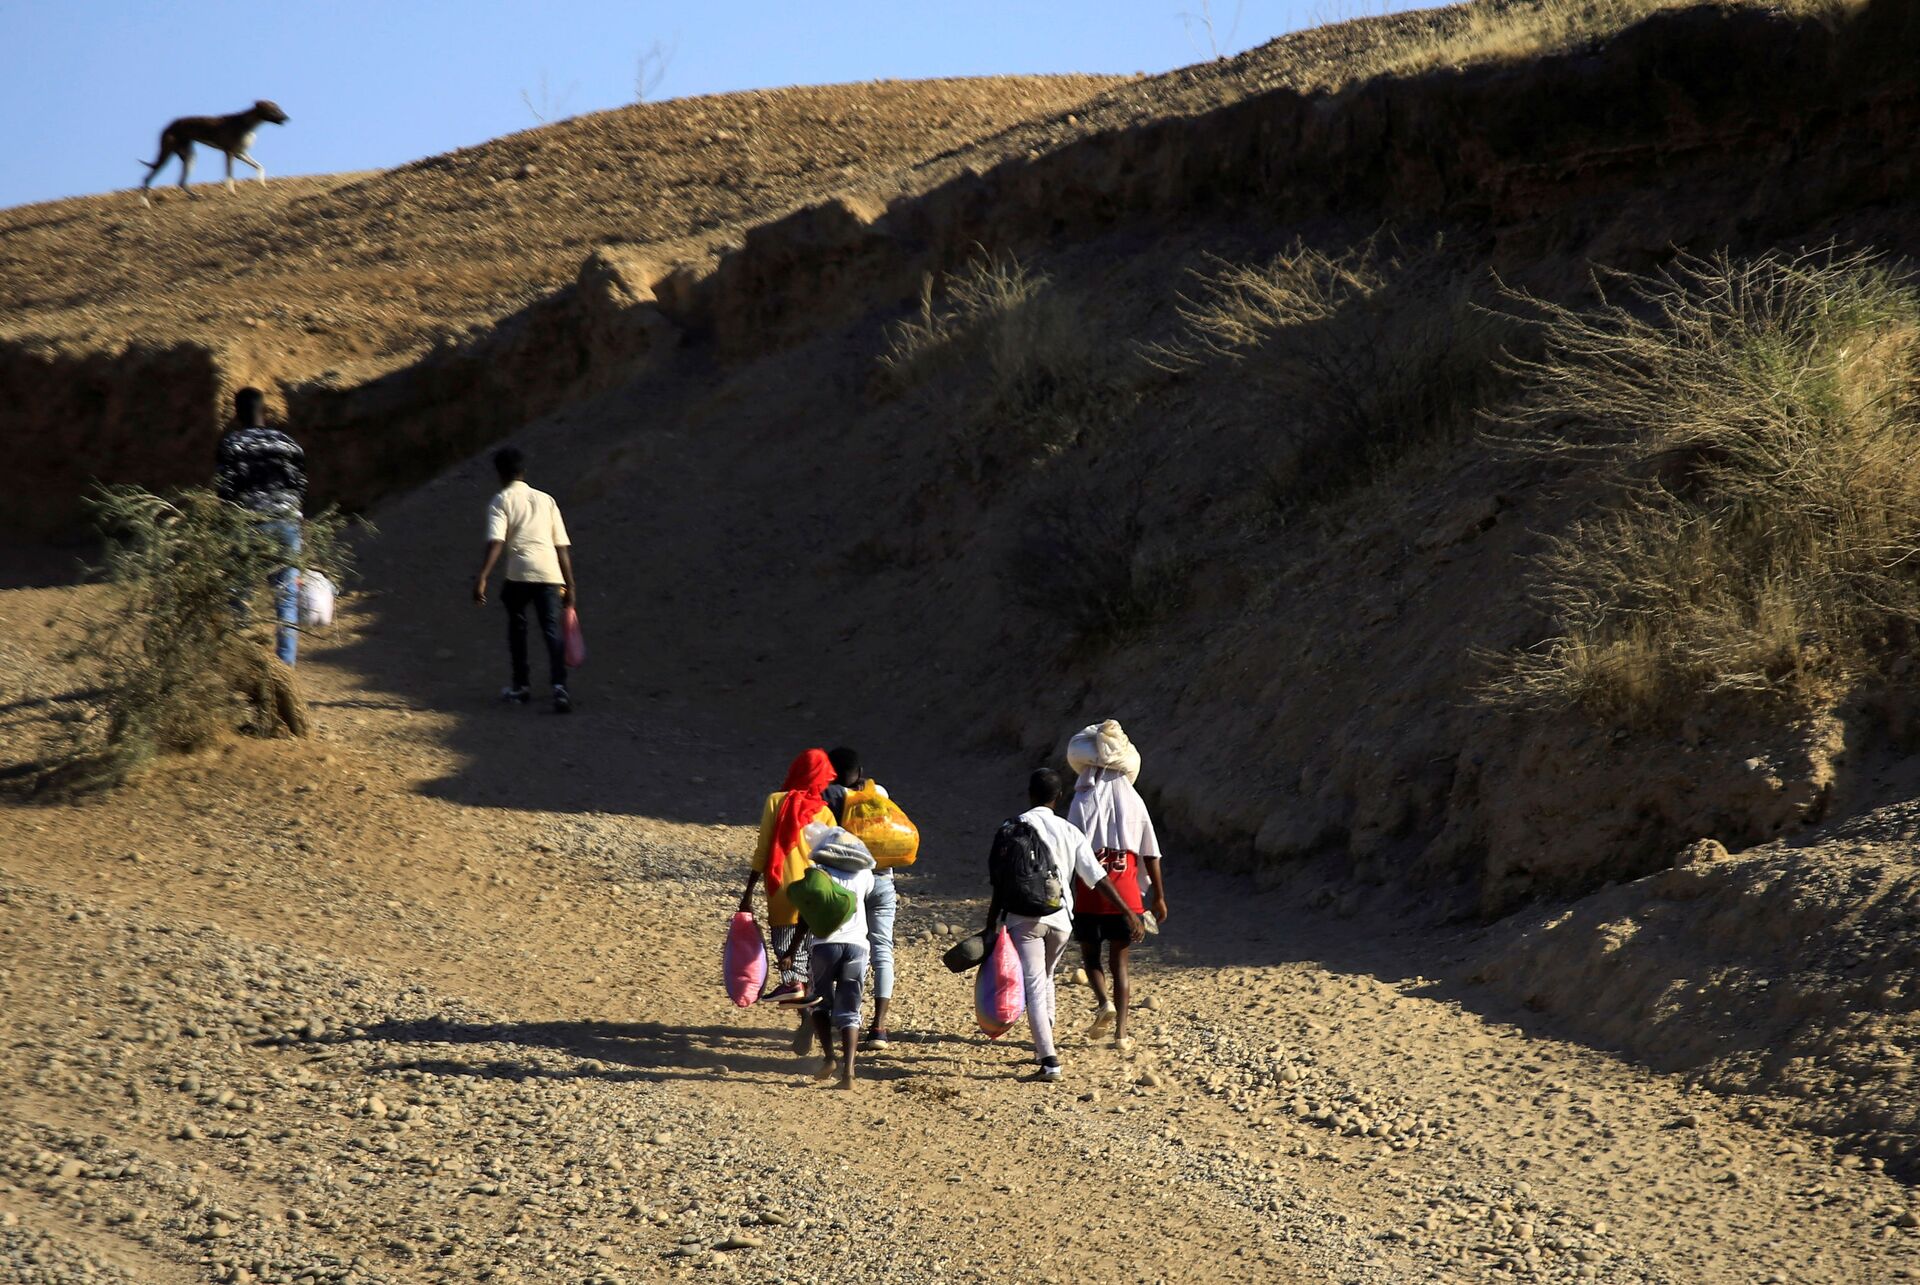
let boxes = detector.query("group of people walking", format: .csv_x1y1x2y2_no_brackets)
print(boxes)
214,396,1169,1092
737,720,1169,1088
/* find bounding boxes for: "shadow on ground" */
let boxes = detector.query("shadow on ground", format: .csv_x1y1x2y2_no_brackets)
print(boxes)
322,1017,941,1085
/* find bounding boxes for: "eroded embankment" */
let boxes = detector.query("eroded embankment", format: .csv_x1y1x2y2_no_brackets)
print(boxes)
7,1,1916,541
1467,830,1920,1175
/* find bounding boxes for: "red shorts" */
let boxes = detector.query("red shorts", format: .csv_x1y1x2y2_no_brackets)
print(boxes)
1073,848,1143,915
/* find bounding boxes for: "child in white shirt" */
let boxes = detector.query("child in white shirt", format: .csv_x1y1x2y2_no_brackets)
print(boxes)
802,827,877,1089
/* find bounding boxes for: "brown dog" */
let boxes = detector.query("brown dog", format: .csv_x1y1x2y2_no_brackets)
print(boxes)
138,100,289,203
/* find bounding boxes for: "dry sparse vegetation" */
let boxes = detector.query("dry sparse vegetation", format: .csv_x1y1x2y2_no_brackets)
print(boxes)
1006,492,1192,646
1387,0,1862,78
878,251,1119,479
49,488,359,790
1153,235,1515,517
1485,249,1920,720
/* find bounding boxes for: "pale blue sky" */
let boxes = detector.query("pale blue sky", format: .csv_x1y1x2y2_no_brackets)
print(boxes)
1,1,1414,210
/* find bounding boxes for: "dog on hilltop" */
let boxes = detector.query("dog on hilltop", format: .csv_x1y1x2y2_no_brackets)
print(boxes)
138,100,289,205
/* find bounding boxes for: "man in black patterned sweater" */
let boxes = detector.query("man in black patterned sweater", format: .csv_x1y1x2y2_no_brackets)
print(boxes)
216,387,307,666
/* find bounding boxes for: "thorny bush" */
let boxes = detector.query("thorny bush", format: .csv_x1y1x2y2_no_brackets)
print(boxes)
51,486,361,790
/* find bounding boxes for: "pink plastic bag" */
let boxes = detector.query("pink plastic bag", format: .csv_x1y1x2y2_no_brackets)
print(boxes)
561,605,586,669
973,927,1026,1039
723,912,768,1008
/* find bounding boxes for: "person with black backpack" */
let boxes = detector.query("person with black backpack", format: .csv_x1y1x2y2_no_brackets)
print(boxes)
985,769,1142,1081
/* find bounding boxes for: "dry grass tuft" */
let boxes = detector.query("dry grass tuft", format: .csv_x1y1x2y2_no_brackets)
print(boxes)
1151,234,1515,517
1387,0,1863,78
878,251,1117,479
878,252,1051,390
1484,248,1920,720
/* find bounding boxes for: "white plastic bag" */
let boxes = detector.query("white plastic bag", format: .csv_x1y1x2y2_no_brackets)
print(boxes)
298,571,336,628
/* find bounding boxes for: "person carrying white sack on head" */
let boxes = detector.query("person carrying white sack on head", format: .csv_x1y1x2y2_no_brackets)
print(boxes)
1065,719,1168,1049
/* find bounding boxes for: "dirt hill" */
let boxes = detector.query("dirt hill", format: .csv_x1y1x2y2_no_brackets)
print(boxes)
0,76,1122,541
3,4,1545,545
0,78,1127,363
5,1,1920,1281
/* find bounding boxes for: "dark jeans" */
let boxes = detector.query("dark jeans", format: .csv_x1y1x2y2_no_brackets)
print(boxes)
502,580,565,689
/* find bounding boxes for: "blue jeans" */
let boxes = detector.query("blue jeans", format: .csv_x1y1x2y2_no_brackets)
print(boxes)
261,519,301,667
502,580,565,689
866,872,897,1001
806,941,869,1030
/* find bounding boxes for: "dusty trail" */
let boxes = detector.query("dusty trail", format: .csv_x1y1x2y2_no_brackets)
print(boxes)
2,557,1916,1283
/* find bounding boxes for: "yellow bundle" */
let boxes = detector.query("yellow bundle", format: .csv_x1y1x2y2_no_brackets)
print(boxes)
841,780,919,869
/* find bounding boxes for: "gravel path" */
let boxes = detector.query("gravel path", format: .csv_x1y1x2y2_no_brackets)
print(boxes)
1,579,1916,1282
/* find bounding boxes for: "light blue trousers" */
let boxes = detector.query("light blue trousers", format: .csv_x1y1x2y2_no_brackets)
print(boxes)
866,872,897,1001
238,519,301,666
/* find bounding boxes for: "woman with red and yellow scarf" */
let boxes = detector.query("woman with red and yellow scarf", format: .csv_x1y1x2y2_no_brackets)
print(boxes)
737,749,836,1037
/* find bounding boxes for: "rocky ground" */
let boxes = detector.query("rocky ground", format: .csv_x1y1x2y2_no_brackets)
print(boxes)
2,574,1916,1284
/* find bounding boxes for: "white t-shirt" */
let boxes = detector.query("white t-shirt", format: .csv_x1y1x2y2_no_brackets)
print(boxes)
1011,805,1108,933
810,864,875,948
485,481,571,584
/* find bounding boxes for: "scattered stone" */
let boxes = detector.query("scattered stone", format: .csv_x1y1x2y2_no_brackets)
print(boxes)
1675,838,1731,866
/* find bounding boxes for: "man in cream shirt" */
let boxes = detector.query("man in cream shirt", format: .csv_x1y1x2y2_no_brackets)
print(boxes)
473,447,578,713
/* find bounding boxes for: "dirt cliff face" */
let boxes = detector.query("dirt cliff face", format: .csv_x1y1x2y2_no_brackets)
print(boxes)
0,340,223,539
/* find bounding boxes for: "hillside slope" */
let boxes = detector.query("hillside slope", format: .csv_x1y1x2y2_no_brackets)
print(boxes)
0,3,1504,543
0,76,1119,541
5,3,1920,1279
0,78,1121,365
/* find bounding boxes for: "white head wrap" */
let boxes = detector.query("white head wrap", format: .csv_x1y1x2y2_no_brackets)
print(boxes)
1066,719,1141,784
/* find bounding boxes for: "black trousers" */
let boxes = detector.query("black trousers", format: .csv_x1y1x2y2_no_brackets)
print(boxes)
502,580,565,689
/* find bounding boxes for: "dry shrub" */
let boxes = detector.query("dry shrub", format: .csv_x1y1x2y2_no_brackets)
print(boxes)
878,253,1050,389
1005,495,1191,646
1485,249,1920,720
1390,0,1861,77
1152,235,1515,517
48,487,358,790
878,251,1116,479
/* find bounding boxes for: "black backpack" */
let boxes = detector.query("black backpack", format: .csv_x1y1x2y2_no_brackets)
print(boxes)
988,819,1064,917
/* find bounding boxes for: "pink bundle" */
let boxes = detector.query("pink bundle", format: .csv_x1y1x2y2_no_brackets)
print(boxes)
722,912,767,1008
973,927,1026,1039
562,606,586,669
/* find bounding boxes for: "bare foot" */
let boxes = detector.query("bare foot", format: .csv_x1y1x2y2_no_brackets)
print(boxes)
835,1070,855,1091
813,1057,835,1081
